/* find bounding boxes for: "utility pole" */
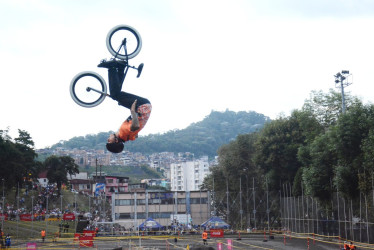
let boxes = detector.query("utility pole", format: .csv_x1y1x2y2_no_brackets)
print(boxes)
334,70,352,114
95,158,98,182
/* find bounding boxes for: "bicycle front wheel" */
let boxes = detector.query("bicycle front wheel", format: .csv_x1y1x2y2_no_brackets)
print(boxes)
70,71,107,108
106,25,142,60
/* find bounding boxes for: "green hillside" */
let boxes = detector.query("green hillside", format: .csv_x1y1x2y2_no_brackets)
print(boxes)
51,110,270,157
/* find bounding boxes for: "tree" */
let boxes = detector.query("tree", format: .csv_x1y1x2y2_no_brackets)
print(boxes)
0,129,39,197
302,89,360,128
254,110,322,191
14,130,40,194
299,133,336,204
0,129,22,191
44,155,79,196
361,129,374,195
330,102,374,199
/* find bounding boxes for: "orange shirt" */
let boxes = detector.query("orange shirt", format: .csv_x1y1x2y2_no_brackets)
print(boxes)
118,103,152,142
202,232,208,239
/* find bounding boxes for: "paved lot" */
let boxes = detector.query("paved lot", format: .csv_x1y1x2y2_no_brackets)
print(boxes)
10,235,350,250
10,233,369,249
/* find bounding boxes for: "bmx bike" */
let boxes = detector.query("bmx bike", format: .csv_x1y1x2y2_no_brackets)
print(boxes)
69,25,144,108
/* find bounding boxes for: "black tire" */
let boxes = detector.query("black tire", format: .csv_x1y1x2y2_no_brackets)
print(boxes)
70,71,107,108
106,24,142,60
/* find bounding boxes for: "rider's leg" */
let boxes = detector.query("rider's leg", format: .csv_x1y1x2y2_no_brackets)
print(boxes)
106,63,150,110
107,65,125,99
115,91,150,110
98,60,126,97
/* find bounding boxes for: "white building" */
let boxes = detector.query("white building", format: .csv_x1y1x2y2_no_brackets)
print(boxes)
170,157,210,191
67,172,88,180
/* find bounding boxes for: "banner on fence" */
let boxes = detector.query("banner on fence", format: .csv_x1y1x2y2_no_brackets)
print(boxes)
63,213,75,221
79,235,93,247
210,229,224,238
83,230,96,237
20,214,32,221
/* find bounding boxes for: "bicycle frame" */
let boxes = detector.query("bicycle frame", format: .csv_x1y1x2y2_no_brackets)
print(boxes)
86,87,110,96
114,38,129,61
89,40,132,99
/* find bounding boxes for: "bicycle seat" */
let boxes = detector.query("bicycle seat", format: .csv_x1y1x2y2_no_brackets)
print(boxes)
137,63,144,78
98,59,127,69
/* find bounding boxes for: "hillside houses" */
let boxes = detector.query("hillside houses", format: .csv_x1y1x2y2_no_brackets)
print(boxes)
36,148,217,194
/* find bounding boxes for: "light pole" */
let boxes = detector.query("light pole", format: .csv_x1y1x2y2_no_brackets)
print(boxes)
334,70,352,114
1,178,4,231
46,196,49,234
240,176,243,231
252,177,256,230
61,195,63,214
31,196,34,237
103,191,106,221
17,182,19,238
241,168,249,229
74,193,77,231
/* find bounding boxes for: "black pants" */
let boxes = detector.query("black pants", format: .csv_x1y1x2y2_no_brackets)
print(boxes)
108,64,150,110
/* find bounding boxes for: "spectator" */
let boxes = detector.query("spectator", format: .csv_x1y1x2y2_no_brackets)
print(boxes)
0,229,4,248
202,230,208,245
5,234,11,248
41,230,46,242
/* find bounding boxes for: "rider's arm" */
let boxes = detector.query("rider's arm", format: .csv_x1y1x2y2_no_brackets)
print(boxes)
130,100,140,132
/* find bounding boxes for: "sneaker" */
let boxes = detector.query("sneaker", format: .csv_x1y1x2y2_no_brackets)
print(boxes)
97,59,127,68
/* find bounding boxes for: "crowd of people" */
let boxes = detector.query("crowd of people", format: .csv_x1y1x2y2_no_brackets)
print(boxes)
0,182,112,245
0,184,60,221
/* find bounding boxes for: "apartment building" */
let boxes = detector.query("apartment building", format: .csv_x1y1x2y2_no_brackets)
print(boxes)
170,157,210,191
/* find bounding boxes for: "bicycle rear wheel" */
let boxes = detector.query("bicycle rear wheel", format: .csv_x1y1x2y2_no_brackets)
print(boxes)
106,25,142,60
70,71,107,108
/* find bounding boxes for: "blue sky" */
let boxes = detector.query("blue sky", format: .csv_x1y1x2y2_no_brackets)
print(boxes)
1,0,374,149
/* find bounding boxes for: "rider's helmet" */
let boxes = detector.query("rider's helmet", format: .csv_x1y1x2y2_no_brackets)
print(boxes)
106,141,124,153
